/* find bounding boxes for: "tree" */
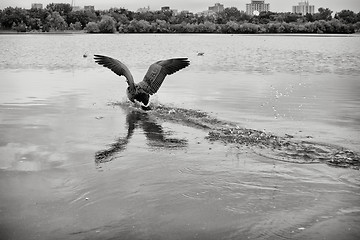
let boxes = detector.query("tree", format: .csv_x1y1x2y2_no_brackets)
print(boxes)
239,23,259,33
45,11,67,31
223,21,239,33
258,11,272,24
67,11,91,28
12,21,27,32
152,11,171,22
305,13,315,22
98,15,116,33
335,10,357,24
109,11,129,25
152,19,170,33
29,8,49,23
315,8,332,21
69,21,82,30
85,22,99,33
283,12,303,23
116,13,130,25
127,19,150,33
0,7,28,29
46,3,72,16
354,22,360,32
203,21,217,32
169,22,187,33
216,7,242,22
27,17,42,30
268,22,284,33
134,11,155,22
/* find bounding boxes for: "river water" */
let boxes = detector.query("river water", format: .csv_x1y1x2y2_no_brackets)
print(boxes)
0,34,359,239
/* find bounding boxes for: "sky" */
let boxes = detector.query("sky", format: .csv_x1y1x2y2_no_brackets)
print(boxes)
1,0,360,13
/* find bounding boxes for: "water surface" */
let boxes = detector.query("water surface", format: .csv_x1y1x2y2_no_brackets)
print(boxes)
0,34,359,239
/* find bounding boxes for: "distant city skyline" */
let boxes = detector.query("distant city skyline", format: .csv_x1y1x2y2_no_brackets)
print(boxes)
1,0,359,13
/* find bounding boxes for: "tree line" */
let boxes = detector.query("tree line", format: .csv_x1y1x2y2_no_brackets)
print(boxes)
1,3,360,34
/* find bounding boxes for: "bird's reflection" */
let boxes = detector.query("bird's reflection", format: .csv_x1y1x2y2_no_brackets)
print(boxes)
95,106,188,165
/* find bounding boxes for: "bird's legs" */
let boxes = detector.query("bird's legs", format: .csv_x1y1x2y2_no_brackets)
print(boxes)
130,99,151,111
141,105,152,111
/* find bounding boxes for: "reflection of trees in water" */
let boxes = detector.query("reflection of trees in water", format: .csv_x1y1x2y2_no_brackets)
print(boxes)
95,108,188,165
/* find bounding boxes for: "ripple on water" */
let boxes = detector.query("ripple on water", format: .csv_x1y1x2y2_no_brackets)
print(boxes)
337,171,360,188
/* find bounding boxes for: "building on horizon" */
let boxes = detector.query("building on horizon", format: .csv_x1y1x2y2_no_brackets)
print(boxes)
180,10,191,16
84,5,95,11
160,6,178,15
31,3,43,9
208,3,224,13
199,10,216,17
136,6,150,13
292,1,315,15
161,6,170,11
72,6,81,11
246,0,270,16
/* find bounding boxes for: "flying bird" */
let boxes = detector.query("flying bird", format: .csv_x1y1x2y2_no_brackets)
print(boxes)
94,55,190,110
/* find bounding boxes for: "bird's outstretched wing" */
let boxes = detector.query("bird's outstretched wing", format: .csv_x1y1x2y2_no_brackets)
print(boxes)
138,58,190,95
94,55,135,89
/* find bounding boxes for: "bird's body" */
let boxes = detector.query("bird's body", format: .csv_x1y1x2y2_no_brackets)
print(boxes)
128,86,150,106
94,55,190,109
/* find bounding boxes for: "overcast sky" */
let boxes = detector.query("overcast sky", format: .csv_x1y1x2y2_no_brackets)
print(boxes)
1,0,359,13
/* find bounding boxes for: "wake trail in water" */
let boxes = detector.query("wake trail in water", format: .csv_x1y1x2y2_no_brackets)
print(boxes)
108,101,360,170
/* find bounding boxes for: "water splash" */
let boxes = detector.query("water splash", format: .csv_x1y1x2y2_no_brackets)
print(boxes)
108,101,360,170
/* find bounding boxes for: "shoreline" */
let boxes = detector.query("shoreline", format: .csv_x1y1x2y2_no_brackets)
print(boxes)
0,30,86,34
0,30,358,37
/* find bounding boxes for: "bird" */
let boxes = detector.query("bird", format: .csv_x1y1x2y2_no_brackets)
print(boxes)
94,55,190,110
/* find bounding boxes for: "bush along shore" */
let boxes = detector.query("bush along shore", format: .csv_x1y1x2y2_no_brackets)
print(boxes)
1,4,360,34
